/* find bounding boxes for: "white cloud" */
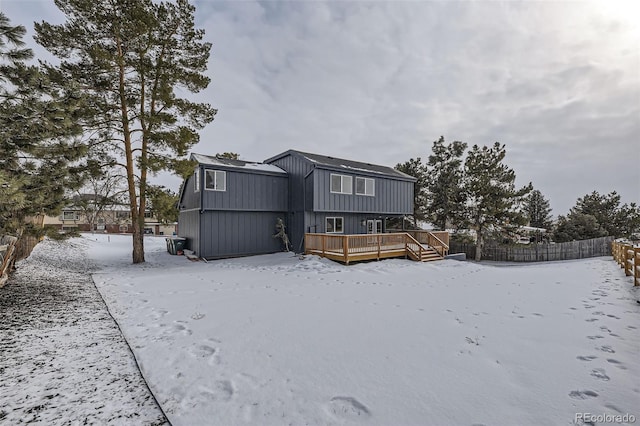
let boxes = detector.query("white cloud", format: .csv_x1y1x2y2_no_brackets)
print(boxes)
2,0,638,214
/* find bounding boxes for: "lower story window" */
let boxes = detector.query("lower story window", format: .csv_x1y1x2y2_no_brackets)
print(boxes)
326,217,343,233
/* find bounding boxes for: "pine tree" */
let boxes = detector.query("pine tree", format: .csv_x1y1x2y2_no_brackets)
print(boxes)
464,142,532,261
525,189,552,229
147,185,179,224
395,158,428,228
425,136,467,231
560,191,640,238
0,12,86,237
216,152,240,160
35,0,217,263
553,213,607,243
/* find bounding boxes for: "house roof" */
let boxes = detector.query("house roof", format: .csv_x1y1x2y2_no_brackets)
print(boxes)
191,153,287,175
265,150,416,181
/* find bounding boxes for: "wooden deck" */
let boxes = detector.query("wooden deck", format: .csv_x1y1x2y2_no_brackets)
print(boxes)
304,231,449,265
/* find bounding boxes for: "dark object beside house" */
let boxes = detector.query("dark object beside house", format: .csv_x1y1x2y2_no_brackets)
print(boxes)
178,150,415,260
166,237,186,255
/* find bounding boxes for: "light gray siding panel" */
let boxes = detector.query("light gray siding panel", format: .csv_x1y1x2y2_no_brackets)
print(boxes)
177,210,200,255
199,211,288,259
201,170,288,212
312,169,413,214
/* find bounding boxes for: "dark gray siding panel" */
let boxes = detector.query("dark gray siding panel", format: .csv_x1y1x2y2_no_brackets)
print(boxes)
199,211,289,259
201,170,288,212
266,153,314,252
178,210,200,255
266,154,314,212
179,173,201,210
313,169,413,214
305,212,401,235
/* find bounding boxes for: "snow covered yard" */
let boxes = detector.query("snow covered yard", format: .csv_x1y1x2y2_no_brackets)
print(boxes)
86,234,639,426
0,237,167,425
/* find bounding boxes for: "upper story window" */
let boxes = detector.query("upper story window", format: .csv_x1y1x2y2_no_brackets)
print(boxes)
194,170,200,192
330,174,352,194
116,211,130,219
62,211,78,221
356,177,375,196
205,170,226,191
144,211,153,218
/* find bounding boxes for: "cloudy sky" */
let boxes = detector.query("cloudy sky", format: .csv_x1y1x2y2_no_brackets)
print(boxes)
2,0,639,215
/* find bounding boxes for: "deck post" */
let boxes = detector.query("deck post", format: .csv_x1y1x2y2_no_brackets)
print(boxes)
343,235,349,265
321,234,326,256
377,234,381,260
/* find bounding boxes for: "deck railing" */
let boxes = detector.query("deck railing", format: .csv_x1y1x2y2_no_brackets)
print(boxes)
612,240,640,286
305,232,448,264
402,230,450,257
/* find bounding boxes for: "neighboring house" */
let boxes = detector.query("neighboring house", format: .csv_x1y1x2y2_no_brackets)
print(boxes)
44,201,176,236
178,150,415,259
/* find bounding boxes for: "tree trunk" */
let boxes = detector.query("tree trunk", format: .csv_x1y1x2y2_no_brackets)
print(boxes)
475,230,483,261
132,223,145,263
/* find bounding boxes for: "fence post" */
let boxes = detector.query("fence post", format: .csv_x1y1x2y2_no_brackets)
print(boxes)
623,245,632,276
634,247,640,287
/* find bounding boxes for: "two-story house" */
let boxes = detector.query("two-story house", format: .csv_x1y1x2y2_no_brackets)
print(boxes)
178,150,416,260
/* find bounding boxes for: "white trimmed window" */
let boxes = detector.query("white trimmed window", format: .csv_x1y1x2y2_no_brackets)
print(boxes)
356,177,375,196
205,170,226,191
194,170,200,192
330,174,352,194
62,211,78,221
326,217,344,233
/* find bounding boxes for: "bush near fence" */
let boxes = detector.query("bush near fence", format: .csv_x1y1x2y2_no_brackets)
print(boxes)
450,236,615,262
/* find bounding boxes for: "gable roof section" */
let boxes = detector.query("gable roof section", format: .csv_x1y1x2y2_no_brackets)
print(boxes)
264,150,416,181
191,153,286,175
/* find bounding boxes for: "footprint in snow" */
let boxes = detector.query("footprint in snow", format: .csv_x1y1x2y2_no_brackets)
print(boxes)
586,335,604,340
576,355,598,361
606,359,627,370
568,390,598,400
597,345,615,353
590,368,610,381
326,396,371,421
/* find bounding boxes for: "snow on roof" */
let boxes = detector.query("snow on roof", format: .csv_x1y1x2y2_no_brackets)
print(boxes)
296,151,415,180
191,153,286,174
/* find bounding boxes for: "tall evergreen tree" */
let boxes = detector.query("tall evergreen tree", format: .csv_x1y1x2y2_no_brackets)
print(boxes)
425,136,467,231
0,12,86,237
464,142,532,261
553,212,607,243
561,191,640,238
147,185,179,224
395,158,428,228
35,0,217,263
525,189,552,229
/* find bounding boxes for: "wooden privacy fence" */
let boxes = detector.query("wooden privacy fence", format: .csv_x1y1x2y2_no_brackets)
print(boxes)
305,231,449,264
449,236,614,262
612,240,640,286
0,235,19,287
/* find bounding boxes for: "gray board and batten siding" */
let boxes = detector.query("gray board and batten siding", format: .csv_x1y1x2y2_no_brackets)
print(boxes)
178,154,288,259
264,150,415,252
